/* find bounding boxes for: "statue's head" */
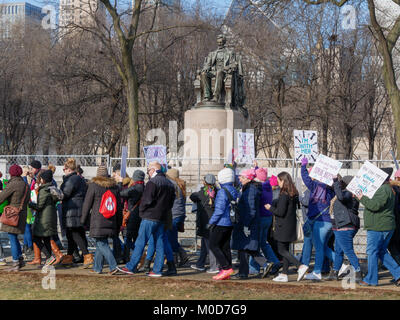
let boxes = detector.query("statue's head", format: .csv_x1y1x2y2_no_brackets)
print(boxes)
217,34,227,48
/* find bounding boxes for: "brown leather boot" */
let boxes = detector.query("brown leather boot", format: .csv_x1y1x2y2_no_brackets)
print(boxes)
27,243,41,265
49,240,64,265
83,253,94,269
61,254,74,265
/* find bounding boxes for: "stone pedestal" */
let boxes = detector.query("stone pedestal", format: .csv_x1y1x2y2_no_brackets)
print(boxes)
182,105,251,178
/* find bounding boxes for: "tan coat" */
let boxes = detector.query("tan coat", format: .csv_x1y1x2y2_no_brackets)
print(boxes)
0,176,29,234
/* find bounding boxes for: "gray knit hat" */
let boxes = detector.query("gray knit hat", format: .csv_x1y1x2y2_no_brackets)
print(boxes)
132,170,145,182
204,174,216,185
97,165,109,177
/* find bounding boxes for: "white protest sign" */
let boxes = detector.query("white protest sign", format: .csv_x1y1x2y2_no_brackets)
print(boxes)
346,161,389,199
237,132,255,164
309,154,343,186
294,130,318,163
143,145,168,171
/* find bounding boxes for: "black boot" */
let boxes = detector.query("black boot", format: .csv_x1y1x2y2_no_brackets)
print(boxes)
139,259,151,273
122,246,130,264
355,271,363,282
178,247,189,267
325,269,338,281
73,249,83,263
163,261,177,276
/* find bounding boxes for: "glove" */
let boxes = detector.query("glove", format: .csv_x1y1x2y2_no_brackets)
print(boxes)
301,157,308,166
206,224,216,231
243,226,250,237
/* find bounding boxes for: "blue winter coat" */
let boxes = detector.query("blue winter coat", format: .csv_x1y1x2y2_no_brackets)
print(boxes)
301,165,334,222
208,183,239,227
231,181,261,251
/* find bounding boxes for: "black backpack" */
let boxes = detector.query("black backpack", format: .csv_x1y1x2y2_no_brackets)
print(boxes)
222,187,240,224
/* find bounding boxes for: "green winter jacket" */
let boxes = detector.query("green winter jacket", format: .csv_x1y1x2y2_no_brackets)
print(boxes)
360,183,395,232
28,183,58,237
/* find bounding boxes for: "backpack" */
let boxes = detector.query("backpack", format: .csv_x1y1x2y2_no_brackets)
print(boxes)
99,190,117,219
222,187,240,224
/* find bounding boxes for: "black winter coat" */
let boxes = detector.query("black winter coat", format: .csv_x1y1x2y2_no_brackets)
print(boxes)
270,192,299,243
60,172,87,228
190,188,216,238
80,177,122,238
120,182,144,240
331,179,360,230
139,172,176,223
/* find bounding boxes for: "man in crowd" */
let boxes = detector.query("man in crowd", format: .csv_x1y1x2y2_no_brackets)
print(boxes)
118,161,176,277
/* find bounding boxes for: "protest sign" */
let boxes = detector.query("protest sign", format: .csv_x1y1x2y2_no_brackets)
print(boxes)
346,161,389,199
237,132,255,164
143,145,168,171
294,130,318,163
309,154,342,186
120,146,128,178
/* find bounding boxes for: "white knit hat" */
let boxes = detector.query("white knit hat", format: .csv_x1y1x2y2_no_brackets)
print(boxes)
217,168,235,184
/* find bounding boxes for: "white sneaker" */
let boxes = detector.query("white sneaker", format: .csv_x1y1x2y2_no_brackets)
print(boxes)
272,273,288,282
304,271,322,281
338,263,350,277
190,265,205,272
297,264,309,282
207,269,220,274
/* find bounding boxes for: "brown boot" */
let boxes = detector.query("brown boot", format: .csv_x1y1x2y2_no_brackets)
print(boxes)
27,243,41,265
61,254,74,265
83,253,94,269
49,240,64,265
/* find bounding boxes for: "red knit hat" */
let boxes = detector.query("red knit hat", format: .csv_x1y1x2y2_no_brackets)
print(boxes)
9,164,22,177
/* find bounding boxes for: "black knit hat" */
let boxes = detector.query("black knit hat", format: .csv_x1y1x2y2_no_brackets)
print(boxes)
40,170,53,183
381,167,393,182
30,160,42,170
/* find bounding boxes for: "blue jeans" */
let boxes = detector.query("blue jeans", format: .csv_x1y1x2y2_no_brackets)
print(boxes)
364,230,400,286
168,215,185,253
249,216,279,272
333,229,360,272
126,219,165,274
312,221,334,274
8,233,22,262
301,233,313,266
93,238,117,273
146,228,174,262
23,224,32,248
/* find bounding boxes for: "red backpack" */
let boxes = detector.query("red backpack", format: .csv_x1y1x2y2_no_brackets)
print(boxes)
99,190,117,219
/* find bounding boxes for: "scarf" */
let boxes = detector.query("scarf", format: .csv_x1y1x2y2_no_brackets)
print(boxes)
203,186,216,206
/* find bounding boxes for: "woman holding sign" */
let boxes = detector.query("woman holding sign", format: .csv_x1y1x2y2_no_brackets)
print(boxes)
299,157,335,281
355,167,400,287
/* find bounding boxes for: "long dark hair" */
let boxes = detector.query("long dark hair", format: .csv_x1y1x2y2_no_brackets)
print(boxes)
277,171,299,198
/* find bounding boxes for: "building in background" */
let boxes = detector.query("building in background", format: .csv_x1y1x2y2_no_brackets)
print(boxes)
59,0,105,37
0,2,44,39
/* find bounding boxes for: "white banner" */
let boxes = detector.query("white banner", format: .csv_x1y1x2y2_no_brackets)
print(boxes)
309,154,343,186
346,161,389,199
237,132,255,164
143,145,168,171
294,130,318,163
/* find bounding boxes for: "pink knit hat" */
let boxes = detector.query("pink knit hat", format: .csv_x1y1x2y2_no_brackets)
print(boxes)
255,168,268,182
240,168,256,180
269,175,278,186
395,169,400,178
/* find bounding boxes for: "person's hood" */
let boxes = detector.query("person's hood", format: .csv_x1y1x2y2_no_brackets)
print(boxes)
91,176,117,188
